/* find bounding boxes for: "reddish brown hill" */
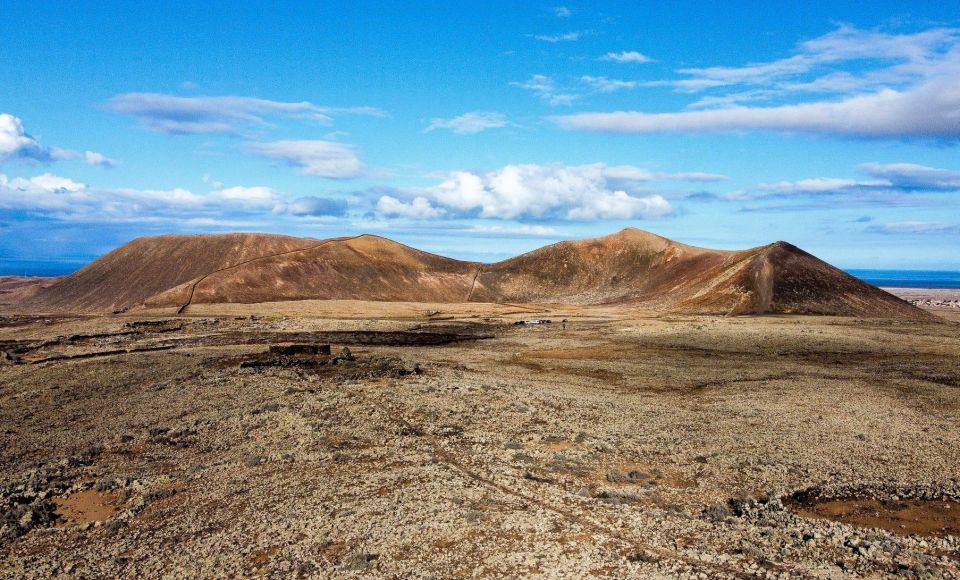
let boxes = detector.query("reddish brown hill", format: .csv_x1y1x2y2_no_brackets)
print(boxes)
21,234,319,313
144,235,480,309
14,229,932,319
469,228,732,305
0,276,61,306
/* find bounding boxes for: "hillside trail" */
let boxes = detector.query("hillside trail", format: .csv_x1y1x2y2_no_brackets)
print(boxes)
176,235,365,314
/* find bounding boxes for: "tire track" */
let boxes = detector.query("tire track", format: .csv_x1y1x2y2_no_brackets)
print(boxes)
374,394,761,578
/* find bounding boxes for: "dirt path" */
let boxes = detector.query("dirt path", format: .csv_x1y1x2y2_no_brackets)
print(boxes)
176,235,365,314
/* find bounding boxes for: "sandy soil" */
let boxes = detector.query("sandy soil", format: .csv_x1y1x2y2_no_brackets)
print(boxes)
1,302,959,578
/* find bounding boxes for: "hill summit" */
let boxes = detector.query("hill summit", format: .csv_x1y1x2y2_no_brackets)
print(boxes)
19,228,929,319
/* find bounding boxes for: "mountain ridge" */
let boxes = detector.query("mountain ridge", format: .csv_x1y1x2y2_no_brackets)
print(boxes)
17,229,932,319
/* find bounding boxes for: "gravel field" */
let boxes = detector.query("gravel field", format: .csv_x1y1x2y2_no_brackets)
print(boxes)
1,304,959,578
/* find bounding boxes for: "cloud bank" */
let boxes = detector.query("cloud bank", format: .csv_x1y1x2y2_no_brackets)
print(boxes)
555,26,960,141
372,163,707,221
553,76,960,140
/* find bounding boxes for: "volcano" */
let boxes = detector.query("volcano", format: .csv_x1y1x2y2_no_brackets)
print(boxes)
18,228,930,319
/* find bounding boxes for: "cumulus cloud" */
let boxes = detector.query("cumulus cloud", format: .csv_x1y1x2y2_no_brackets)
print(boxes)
553,75,960,140
0,113,118,167
601,51,653,64
510,75,577,106
105,93,386,135
580,76,637,93
379,163,680,221
423,112,510,134
376,195,446,219
553,6,571,18
532,32,581,43
245,140,364,178
0,114,50,162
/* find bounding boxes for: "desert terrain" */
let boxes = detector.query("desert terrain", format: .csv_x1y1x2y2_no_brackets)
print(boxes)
1,231,959,578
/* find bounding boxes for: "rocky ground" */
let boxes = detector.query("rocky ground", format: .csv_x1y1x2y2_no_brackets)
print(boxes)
1,303,959,578
884,288,960,316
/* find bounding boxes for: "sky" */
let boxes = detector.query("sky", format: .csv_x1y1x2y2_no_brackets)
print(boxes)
2,1,960,274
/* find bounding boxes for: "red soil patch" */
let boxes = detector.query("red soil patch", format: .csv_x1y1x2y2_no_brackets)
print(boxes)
54,489,126,526
790,498,960,537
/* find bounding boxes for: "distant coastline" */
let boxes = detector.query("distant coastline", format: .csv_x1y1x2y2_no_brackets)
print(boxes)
846,269,960,290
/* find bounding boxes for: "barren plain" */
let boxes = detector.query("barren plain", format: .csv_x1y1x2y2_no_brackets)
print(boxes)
1,300,959,578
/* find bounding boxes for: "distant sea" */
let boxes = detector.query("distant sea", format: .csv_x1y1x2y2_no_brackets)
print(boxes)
2,259,960,289
846,269,960,289
0,260,86,277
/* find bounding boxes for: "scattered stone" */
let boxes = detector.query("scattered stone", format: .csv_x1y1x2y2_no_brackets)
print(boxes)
0,350,21,365
268,344,332,356
342,552,378,571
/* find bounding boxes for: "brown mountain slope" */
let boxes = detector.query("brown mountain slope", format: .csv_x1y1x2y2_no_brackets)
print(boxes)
15,229,932,319
691,241,927,318
21,234,320,313
469,228,732,305
144,235,481,309
0,276,61,307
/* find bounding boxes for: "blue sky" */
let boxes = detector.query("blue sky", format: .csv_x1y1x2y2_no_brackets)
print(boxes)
2,1,959,274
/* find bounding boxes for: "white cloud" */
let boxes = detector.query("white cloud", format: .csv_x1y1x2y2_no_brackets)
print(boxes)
83,151,119,168
424,112,510,134
533,32,581,43
755,177,888,195
730,162,960,201
0,171,290,224
211,186,278,208
868,221,960,235
553,75,960,139
105,93,386,135
752,163,960,199
580,76,637,93
510,75,578,106
202,173,224,189
666,25,959,98
2,173,86,193
553,6,571,18
376,195,445,219
601,51,653,64
1,113,117,167
47,147,120,167
273,196,348,217
0,114,49,162
558,26,960,141
858,162,960,190
601,165,728,183
245,140,364,178
393,163,676,221
465,224,562,236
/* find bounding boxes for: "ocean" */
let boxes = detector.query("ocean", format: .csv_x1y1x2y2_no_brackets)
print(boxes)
846,269,960,289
